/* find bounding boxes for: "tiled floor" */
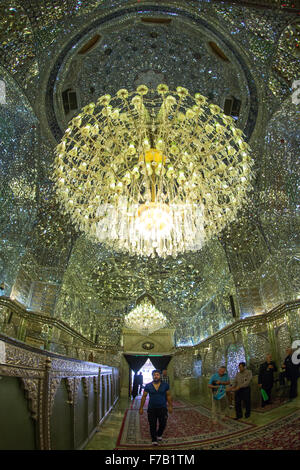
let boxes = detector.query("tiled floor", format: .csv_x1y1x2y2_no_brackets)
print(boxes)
85,398,130,450
84,394,300,450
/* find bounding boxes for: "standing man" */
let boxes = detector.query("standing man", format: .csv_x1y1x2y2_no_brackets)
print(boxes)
282,347,299,400
161,369,170,385
258,353,278,407
137,371,144,394
131,373,139,400
139,369,173,445
230,362,252,420
208,366,230,424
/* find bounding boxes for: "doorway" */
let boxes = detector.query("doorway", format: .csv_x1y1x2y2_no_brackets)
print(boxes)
131,358,155,392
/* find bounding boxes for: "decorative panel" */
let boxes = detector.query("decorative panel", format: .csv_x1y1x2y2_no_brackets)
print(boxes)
29,281,58,315
277,324,292,364
226,343,246,379
0,376,36,450
248,333,270,374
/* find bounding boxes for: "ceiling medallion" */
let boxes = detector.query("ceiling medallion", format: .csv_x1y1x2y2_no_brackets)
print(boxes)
135,70,165,89
54,84,254,258
142,341,155,350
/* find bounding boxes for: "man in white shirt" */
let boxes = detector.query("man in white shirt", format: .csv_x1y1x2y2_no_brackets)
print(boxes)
229,362,252,420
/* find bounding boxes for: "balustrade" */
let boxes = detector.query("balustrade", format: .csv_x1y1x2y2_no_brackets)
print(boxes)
0,333,119,450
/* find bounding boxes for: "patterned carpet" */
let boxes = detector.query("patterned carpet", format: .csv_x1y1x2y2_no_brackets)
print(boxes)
196,410,300,450
130,396,186,410
116,398,254,449
116,397,300,450
252,397,289,413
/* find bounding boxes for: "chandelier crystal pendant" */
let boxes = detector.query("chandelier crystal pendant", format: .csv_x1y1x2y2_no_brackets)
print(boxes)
54,84,254,258
124,299,167,336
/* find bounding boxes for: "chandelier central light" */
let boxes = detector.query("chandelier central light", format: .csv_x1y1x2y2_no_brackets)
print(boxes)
124,298,167,336
136,202,173,238
54,84,254,258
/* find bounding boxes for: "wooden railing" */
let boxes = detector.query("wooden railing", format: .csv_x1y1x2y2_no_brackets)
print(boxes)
0,332,119,450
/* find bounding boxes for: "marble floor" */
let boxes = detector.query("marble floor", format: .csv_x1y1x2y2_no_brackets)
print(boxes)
84,394,300,450
85,397,131,450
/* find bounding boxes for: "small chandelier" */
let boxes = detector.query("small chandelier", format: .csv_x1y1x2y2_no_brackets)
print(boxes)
54,84,254,258
124,297,167,336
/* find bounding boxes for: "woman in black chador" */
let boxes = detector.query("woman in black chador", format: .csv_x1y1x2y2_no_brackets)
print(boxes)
258,353,278,407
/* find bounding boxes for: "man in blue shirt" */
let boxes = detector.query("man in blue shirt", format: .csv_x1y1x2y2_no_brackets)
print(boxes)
208,366,230,424
139,369,173,445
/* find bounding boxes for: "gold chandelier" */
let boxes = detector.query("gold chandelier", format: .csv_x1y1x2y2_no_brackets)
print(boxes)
124,298,167,336
54,84,254,258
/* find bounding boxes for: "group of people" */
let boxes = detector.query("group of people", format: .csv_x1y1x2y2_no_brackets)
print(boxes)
209,362,252,422
132,372,144,399
209,347,299,423
132,347,299,446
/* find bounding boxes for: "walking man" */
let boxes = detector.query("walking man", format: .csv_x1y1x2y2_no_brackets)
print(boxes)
258,353,277,407
139,369,173,445
230,362,252,419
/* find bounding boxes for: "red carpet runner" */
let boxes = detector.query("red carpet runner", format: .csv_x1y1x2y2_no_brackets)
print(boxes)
116,397,254,449
116,397,300,450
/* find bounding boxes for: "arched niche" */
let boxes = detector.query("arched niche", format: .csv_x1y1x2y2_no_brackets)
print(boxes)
261,98,299,215
122,328,175,354
202,347,214,377
214,347,226,370
226,343,246,379
277,323,292,364
247,333,271,375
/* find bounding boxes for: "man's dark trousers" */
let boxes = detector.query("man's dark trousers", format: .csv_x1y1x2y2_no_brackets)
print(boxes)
289,375,298,398
235,386,251,418
147,407,168,441
284,355,299,399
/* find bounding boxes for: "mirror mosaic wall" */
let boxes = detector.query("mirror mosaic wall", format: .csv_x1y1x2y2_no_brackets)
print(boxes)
0,1,299,370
